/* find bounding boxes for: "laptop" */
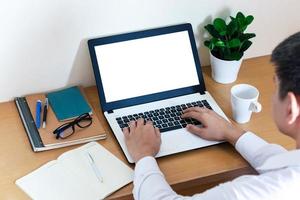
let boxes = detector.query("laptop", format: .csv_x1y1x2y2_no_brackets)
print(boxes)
88,23,228,163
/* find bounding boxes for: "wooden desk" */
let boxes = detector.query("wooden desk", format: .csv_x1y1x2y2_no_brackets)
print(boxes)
0,55,295,200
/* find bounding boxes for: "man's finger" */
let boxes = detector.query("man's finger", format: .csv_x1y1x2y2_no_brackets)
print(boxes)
146,120,153,125
181,111,204,122
186,124,208,138
128,121,136,131
137,118,144,126
122,127,130,139
145,120,154,129
154,127,161,137
183,106,206,113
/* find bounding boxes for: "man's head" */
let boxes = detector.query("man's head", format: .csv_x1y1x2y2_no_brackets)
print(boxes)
271,32,300,140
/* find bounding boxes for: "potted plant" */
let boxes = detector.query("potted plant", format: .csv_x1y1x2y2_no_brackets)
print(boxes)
204,12,256,84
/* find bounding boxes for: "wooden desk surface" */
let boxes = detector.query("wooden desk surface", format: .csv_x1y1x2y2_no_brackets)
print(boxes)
0,55,295,200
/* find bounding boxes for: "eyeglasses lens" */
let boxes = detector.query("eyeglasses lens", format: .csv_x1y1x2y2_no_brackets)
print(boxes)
58,125,74,138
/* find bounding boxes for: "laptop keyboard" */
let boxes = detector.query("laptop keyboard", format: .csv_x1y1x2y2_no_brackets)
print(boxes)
116,100,213,133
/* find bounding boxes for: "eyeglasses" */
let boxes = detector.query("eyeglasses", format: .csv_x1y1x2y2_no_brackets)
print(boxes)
53,113,92,139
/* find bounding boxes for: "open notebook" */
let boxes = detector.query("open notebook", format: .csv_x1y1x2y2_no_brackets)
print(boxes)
16,142,134,200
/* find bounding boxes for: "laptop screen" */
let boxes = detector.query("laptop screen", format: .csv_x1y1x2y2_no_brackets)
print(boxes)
94,30,200,103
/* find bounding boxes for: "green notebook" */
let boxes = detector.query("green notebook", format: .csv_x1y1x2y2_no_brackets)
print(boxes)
47,86,92,121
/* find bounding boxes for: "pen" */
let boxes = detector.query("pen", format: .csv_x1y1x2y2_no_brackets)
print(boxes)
35,100,42,129
42,98,48,128
86,152,104,182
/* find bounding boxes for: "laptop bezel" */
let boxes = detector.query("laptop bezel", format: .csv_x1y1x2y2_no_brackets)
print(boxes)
88,23,206,112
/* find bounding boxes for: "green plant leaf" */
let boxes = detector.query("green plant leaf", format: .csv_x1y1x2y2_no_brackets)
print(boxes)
209,38,220,50
236,12,245,20
213,18,227,35
240,40,253,52
204,40,214,50
204,24,221,38
236,12,247,32
246,15,254,25
231,52,244,60
204,40,210,47
227,20,238,36
215,40,225,47
240,33,256,41
242,26,248,32
228,38,241,48
224,52,243,61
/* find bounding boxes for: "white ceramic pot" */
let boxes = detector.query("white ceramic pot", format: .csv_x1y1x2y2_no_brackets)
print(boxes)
210,53,243,84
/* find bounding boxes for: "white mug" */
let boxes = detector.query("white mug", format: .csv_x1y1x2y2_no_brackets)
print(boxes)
231,84,262,123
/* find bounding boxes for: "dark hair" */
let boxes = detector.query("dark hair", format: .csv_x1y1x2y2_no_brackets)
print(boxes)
271,32,300,99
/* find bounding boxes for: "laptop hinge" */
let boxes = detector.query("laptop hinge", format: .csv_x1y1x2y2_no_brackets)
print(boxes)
108,110,114,114
200,91,205,95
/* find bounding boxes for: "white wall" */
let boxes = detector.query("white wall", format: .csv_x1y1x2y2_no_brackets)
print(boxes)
1,0,300,102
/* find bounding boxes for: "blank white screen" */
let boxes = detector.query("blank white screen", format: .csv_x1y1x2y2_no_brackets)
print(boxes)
95,31,200,103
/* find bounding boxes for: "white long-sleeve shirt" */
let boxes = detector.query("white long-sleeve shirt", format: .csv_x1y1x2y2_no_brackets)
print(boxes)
133,132,300,200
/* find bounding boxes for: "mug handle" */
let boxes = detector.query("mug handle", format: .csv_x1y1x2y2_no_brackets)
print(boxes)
249,101,262,113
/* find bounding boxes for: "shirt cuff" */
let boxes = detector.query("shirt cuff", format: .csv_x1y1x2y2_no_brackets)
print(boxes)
235,131,268,162
133,156,164,200
134,156,161,177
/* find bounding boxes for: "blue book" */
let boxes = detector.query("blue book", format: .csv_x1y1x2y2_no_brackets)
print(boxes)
47,86,92,121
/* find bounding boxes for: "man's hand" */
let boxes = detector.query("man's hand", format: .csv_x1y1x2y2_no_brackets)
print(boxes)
182,107,245,145
123,118,161,163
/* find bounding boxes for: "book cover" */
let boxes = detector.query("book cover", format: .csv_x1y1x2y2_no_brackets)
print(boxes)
47,86,92,121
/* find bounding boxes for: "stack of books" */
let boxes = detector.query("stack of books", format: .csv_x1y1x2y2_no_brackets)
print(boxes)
15,86,106,151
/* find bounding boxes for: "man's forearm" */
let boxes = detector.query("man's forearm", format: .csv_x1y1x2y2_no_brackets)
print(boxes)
224,126,245,146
